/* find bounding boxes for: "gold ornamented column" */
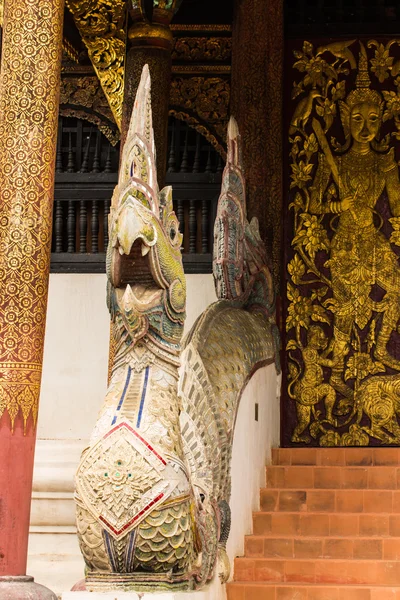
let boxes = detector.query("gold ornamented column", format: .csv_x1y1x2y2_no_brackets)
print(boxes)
231,0,283,286
122,1,183,186
0,0,64,597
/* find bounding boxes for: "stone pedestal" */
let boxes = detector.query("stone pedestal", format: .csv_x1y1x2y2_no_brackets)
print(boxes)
0,576,57,600
64,595,168,600
63,592,216,600
28,439,86,596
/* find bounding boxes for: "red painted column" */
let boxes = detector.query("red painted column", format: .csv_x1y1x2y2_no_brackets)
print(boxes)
0,418,36,575
0,0,64,596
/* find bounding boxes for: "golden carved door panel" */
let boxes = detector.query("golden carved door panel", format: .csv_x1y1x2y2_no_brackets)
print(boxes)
282,38,400,447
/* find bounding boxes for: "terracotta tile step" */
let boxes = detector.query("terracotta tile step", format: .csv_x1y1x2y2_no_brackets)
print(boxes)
266,465,400,489
253,512,400,537
260,488,400,512
227,582,400,600
271,448,400,467
244,535,400,559
233,557,400,585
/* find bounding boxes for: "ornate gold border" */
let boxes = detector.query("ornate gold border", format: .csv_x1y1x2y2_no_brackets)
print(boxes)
0,0,64,430
65,0,126,129
172,65,231,74
171,24,231,32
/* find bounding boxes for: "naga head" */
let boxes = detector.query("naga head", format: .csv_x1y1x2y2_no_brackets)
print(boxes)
213,116,274,313
107,65,186,350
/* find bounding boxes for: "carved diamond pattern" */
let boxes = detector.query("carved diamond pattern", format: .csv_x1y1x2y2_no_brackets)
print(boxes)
76,422,169,539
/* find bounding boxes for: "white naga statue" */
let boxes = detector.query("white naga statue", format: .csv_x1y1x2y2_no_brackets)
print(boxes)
74,65,278,592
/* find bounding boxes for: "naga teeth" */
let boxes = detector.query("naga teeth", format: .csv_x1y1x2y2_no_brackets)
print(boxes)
141,244,150,256
124,283,133,299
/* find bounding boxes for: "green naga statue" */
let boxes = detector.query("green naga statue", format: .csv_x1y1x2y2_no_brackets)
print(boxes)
74,65,277,592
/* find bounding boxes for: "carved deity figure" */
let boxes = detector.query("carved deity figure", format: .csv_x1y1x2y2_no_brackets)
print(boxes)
309,47,400,397
286,40,400,446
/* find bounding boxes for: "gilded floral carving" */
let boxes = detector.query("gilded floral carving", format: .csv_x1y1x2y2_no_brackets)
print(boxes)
65,0,126,128
170,76,230,147
285,39,400,446
0,0,63,429
172,37,232,62
60,76,120,144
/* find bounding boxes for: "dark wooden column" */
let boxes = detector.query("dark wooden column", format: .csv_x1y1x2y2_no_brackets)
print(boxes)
121,4,181,187
231,0,284,286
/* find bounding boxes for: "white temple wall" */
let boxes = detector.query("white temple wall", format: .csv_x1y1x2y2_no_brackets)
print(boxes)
28,272,281,598
228,365,281,562
36,273,217,441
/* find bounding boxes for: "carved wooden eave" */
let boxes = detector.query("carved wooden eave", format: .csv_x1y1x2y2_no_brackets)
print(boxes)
65,1,184,132
169,24,232,157
65,0,127,130
62,36,80,63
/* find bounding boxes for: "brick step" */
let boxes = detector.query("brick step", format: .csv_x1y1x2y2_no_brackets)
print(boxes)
260,488,400,512
266,465,400,489
272,448,400,467
244,535,400,560
253,512,400,537
227,582,400,600
233,557,400,585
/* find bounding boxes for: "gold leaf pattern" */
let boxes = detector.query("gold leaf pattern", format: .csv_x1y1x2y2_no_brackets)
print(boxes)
0,0,63,430
65,0,126,128
285,39,400,446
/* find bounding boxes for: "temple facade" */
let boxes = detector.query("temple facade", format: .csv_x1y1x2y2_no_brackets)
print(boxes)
2,1,400,599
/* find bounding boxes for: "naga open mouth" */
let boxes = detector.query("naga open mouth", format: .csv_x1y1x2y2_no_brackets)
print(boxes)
113,238,160,292
111,237,164,311
116,238,154,288
109,194,184,316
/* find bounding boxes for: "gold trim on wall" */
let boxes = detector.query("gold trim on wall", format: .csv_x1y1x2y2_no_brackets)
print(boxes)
170,24,232,32
172,65,231,74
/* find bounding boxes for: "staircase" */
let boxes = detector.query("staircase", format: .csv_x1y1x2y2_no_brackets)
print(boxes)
227,447,400,600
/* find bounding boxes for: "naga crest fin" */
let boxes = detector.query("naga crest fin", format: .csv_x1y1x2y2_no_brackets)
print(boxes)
213,115,275,316
213,115,247,301
113,64,159,218
226,116,242,178
223,116,246,221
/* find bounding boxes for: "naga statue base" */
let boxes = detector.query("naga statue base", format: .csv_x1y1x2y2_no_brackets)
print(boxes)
0,576,57,600
84,570,193,593
64,593,196,600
